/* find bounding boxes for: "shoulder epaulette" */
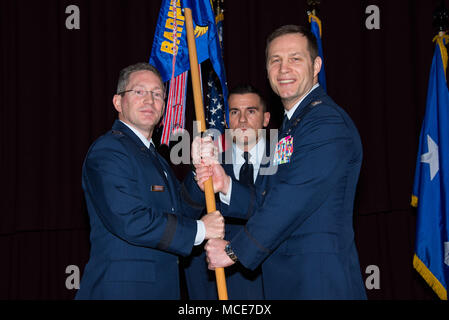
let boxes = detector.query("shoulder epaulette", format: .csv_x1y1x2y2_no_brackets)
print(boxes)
285,100,323,135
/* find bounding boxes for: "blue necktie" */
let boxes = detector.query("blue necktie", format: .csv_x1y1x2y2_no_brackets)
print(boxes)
281,114,289,132
239,152,254,186
149,144,169,184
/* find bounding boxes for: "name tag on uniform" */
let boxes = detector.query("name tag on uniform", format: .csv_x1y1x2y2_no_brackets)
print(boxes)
151,185,165,192
273,135,294,165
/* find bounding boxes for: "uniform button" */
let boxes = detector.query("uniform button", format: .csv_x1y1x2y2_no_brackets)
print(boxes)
261,190,266,196
171,208,175,212
176,259,179,265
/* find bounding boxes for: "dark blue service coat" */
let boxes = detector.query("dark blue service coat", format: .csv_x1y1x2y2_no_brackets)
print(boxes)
224,86,367,299
76,120,202,300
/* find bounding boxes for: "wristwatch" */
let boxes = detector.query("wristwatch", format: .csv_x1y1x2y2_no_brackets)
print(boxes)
224,243,238,263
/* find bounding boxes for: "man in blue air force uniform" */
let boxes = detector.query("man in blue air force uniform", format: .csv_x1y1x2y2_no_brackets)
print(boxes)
185,84,270,299
76,63,224,300
198,25,367,299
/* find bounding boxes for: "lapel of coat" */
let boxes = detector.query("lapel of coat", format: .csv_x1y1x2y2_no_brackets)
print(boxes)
283,85,325,135
111,120,175,204
255,140,272,186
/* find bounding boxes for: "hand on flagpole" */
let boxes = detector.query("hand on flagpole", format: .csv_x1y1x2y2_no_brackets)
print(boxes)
205,239,235,270
195,165,229,194
192,136,230,194
201,210,225,240
192,136,218,166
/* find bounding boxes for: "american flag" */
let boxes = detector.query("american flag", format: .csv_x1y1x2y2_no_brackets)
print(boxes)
205,70,225,150
160,71,188,145
205,0,227,151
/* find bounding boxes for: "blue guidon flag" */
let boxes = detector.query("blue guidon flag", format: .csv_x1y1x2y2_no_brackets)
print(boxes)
149,0,229,125
411,33,449,300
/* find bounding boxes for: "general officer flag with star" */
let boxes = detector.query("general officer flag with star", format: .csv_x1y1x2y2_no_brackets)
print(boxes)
411,34,449,300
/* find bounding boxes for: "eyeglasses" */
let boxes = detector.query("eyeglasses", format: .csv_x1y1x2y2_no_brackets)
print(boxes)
118,89,165,101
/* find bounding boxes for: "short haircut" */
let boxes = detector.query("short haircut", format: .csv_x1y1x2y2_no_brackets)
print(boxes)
228,84,267,112
116,62,164,95
265,24,319,62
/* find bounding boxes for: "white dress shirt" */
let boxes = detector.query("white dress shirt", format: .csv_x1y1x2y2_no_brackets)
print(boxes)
219,137,266,205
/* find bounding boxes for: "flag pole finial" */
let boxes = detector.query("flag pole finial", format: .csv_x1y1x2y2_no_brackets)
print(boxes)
432,1,449,75
211,0,224,24
307,0,321,16
212,0,224,14
433,0,449,33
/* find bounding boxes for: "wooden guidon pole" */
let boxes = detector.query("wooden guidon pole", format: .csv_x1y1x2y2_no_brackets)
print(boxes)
184,7,229,301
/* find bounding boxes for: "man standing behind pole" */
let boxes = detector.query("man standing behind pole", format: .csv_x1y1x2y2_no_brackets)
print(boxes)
186,84,270,299
76,62,224,300
198,25,367,299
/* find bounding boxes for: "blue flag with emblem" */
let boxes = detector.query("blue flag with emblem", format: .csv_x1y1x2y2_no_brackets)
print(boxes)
149,0,228,124
308,13,326,92
411,34,449,300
